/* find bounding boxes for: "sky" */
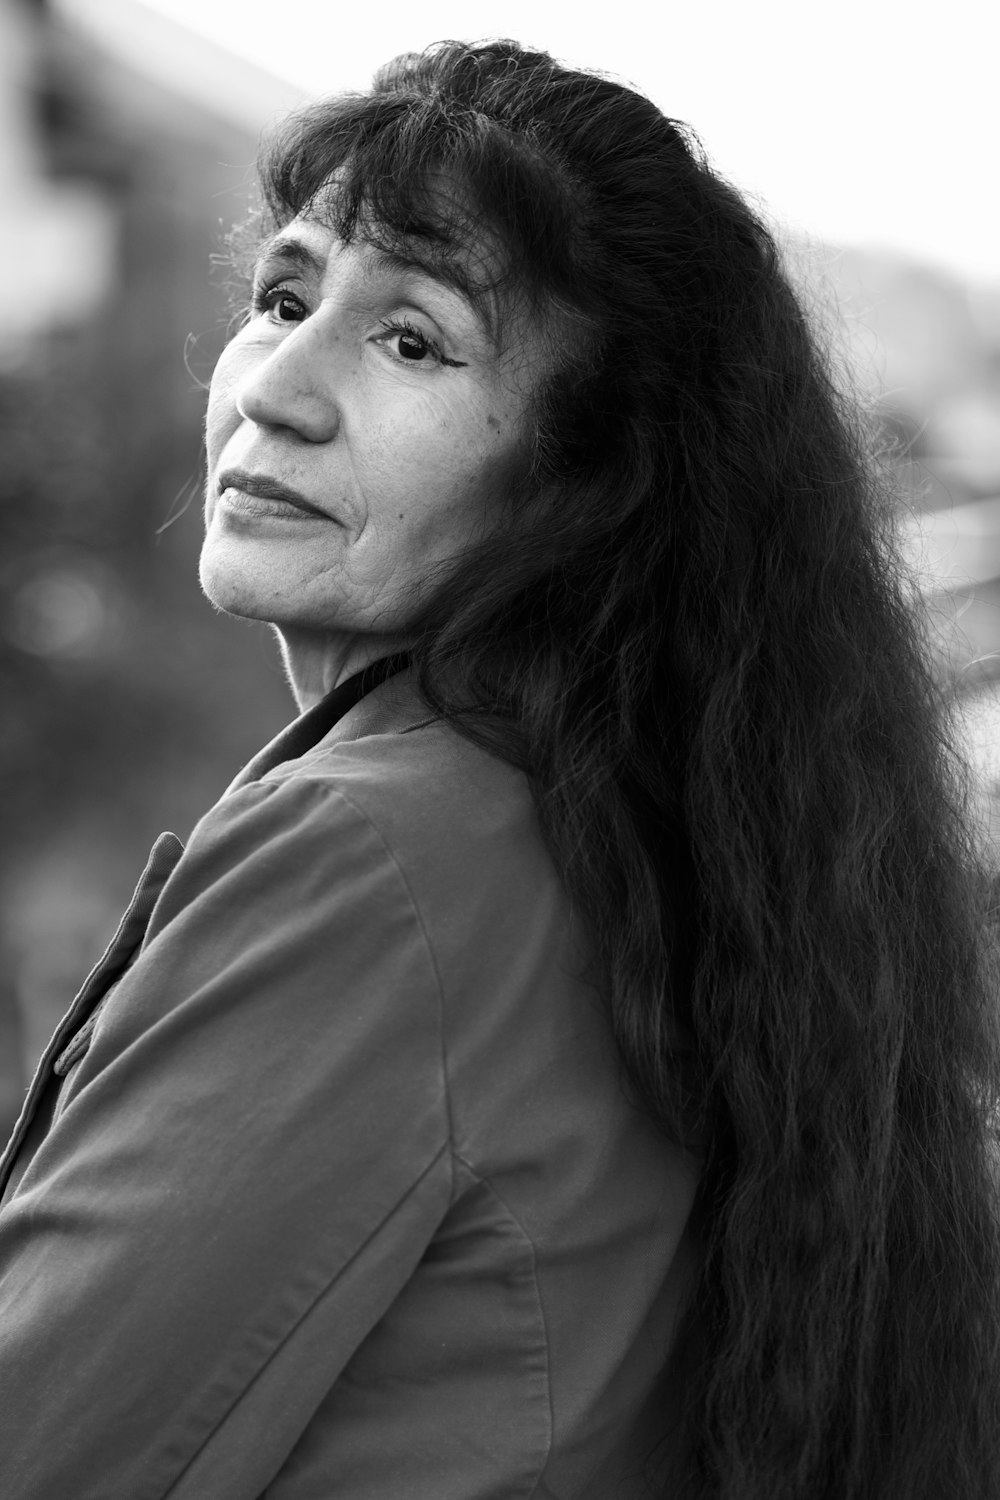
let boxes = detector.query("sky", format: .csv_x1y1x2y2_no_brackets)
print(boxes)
62,0,999,287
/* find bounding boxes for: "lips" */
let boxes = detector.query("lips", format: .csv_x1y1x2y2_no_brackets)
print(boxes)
217,468,328,519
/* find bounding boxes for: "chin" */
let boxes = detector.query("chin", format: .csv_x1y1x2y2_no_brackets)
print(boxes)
198,540,272,623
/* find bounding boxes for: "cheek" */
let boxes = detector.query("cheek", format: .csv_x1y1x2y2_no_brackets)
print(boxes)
407,435,526,555
204,350,244,469
459,419,533,514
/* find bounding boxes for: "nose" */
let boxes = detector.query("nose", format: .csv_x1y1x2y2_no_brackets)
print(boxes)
235,317,341,444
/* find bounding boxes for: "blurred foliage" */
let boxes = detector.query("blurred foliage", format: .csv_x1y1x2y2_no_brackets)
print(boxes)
0,0,290,1129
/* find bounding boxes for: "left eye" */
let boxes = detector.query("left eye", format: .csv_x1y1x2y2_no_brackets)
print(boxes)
379,321,439,363
376,321,467,370
396,330,432,360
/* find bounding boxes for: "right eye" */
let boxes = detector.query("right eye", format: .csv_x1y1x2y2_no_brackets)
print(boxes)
251,284,308,323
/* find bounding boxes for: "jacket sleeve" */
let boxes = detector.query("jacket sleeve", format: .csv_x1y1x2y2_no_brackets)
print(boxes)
0,776,454,1500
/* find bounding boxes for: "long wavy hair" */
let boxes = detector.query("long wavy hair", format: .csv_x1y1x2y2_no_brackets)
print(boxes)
252,41,1000,1500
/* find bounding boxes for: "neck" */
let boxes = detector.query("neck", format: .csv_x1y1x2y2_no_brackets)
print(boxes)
274,627,409,711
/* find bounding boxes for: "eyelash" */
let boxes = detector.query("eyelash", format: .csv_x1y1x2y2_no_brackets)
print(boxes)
251,283,306,322
377,317,466,369
248,283,466,369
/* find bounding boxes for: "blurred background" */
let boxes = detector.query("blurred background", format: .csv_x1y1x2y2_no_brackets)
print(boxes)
1,0,998,1131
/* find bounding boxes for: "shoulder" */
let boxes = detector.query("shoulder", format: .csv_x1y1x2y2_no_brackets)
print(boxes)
253,696,554,916
146,691,590,1155
152,693,569,1006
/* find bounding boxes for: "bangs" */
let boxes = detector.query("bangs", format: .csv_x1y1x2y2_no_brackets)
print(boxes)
255,63,593,345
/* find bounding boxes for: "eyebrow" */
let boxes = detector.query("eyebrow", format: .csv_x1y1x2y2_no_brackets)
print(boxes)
252,235,327,280
254,232,500,347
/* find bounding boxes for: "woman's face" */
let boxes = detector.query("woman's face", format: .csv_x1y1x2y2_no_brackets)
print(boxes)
201,215,544,690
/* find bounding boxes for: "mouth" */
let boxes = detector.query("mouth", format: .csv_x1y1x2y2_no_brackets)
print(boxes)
216,468,329,520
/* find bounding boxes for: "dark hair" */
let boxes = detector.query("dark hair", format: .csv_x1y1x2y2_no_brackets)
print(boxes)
255,41,1000,1500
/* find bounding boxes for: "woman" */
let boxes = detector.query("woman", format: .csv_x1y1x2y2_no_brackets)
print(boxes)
1,38,998,1500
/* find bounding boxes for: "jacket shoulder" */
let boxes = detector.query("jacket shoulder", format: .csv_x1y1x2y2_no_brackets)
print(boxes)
263,708,546,894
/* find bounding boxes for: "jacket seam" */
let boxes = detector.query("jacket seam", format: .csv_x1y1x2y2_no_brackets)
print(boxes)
280,777,460,1184
161,1140,452,1500
450,1150,554,1496
183,773,456,1172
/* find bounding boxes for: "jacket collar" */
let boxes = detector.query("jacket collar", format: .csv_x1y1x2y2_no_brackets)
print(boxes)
224,655,424,795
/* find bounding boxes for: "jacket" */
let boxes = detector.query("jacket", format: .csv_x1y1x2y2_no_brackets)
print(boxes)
0,670,703,1499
